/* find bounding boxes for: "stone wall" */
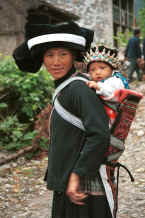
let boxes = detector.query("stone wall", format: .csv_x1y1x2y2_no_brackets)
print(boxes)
0,0,114,55
45,0,114,45
0,0,45,55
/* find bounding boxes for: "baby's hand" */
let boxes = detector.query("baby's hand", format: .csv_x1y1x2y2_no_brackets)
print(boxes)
86,81,100,90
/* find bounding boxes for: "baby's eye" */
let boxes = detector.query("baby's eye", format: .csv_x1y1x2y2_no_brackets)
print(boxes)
90,68,95,71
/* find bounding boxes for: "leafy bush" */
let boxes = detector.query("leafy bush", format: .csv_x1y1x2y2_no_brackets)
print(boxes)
138,5,145,37
0,56,54,121
0,56,54,152
113,31,133,47
0,115,37,151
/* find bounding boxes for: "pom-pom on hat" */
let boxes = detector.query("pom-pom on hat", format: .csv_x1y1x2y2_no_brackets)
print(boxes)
84,44,122,71
13,14,94,73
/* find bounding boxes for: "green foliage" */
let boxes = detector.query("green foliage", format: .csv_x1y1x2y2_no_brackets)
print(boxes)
0,56,54,121
0,56,54,153
113,31,133,47
0,115,37,150
0,103,7,109
39,137,49,150
138,3,145,37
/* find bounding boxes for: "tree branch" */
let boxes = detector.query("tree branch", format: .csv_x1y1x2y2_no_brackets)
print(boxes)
0,145,38,166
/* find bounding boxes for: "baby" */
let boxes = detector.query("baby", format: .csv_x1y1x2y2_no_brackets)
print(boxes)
84,45,129,125
84,45,129,100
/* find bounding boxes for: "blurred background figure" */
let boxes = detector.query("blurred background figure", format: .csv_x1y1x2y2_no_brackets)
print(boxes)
125,29,142,82
138,37,145,80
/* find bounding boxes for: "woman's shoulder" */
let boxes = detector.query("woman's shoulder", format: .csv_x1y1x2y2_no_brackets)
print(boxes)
73,71,90,79
68,72,90,89
68,76,97,100
61,72,96,99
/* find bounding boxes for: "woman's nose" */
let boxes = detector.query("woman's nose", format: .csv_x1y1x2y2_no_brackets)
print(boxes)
53,56,60,65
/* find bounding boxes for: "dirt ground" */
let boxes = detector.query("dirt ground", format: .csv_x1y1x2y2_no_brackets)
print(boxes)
0,81,145,218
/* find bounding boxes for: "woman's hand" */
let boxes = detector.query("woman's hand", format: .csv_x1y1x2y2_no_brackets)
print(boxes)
66,173,88,205
86,81,100,90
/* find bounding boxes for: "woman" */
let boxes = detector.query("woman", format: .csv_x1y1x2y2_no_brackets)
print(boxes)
13,14,112,218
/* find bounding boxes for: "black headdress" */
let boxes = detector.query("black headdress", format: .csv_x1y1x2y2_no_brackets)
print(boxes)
13,14,94,73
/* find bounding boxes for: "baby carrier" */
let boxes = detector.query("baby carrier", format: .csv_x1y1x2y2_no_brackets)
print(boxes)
52,75,143,218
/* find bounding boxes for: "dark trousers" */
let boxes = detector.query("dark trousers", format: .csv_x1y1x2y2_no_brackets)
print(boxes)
51,192,112,218
128,58,142,81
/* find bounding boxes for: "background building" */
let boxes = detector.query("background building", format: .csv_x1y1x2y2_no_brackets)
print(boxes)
113,0,134,34
134,0,145,24
0,0,135,55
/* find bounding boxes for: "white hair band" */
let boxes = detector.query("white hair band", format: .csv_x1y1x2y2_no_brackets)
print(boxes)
27,33,86,49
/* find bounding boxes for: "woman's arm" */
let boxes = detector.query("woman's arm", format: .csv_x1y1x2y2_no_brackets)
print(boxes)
66,80,110,204
70,80,110,177
66,172,88,205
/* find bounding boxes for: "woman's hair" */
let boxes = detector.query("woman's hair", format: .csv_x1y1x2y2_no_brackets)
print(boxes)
134,29,140,36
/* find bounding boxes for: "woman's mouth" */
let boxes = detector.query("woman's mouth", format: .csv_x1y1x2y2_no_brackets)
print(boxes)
53,68,64,72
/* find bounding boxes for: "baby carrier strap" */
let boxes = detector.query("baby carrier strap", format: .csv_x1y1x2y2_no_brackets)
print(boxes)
53,76,88,131
54,98,86,131
113,72,129,89
53,76,88,102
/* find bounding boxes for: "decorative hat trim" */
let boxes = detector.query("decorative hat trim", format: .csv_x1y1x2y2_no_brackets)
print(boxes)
84,45,121,69
27,33,86,50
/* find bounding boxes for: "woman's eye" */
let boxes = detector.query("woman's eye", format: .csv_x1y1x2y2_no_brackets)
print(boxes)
46,53,53,57
61,53,67,56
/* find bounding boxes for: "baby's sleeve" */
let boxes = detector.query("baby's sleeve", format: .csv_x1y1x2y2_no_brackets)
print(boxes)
96,77,124,97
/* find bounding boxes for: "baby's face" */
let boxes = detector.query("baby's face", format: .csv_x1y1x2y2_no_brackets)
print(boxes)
89,61,112,81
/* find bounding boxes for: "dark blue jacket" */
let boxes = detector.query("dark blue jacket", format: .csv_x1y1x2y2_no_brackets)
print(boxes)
125,36,142,59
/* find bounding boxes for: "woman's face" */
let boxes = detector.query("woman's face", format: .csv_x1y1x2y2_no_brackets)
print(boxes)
43,48,74,80
89,61,112,82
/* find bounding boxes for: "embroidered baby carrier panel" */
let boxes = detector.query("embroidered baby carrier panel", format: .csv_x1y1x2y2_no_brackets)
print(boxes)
52,76,143,218
102,88,143,161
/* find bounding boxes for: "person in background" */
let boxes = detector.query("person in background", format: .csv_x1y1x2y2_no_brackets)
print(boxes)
125,29,142,82
142,37,145,75
13,14,112,218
